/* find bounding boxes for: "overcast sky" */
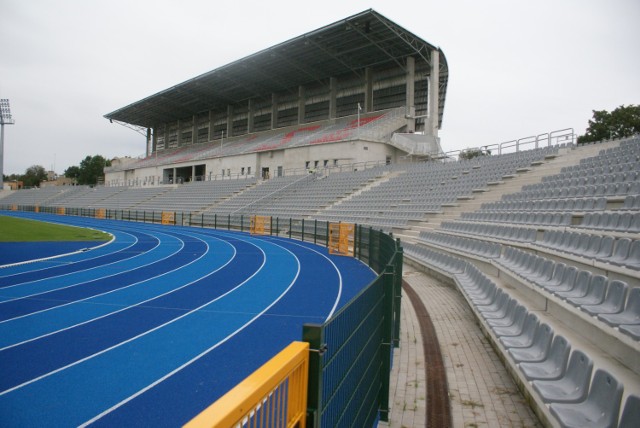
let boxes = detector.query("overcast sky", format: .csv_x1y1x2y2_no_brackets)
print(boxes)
1,0,638,176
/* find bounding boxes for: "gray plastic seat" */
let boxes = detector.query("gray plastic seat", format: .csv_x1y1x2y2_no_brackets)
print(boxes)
500,316,541,348
555,270,592,299
581,280,628,316
627,212,640,233
482,297,516,319
507,323,554,362
493,312,538,338
545,266,578,294
477,290,509,313
594,235,615,260
619,394,640,428
549,369,623,428
602,238,632,265
487,304,526,328
567,275,607,307
538,263,566,290
519,335,570,381
623,239,640,270
597,287,640,327
618,323,640,340
532,350,593,403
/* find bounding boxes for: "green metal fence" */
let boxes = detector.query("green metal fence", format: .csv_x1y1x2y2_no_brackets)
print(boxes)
304,227,402,428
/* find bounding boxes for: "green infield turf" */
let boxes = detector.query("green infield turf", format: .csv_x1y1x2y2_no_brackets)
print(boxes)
0,215,111,242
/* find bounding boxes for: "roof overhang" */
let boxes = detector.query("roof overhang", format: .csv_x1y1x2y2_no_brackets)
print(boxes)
104,9,448,129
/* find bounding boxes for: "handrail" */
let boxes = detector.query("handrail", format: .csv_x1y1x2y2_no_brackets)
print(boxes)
443,127,576,159
184,341,309,428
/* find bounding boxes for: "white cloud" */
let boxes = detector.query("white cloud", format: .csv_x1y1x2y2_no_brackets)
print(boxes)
1,0,638,175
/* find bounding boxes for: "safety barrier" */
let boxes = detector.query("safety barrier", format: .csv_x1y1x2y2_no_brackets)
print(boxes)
250,215,272,236
328,222,355,256
185,342,309,428
304,227,402,426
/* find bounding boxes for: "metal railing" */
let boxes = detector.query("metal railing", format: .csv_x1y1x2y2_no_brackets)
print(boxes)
184,342,309,428
444,127,576,159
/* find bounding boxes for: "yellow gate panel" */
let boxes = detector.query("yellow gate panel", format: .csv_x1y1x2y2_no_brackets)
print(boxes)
250,215,271,235
328,222,355,257
95,208,106,219
56,207,65,215
161,211,175,225
185,341,309,428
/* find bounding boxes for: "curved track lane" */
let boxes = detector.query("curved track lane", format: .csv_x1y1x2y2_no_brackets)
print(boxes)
0,212,376,427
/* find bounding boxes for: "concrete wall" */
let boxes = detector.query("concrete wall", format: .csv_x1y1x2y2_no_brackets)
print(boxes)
105,140,400,186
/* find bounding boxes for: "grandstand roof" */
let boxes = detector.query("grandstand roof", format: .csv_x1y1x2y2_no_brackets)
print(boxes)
104,9,448,129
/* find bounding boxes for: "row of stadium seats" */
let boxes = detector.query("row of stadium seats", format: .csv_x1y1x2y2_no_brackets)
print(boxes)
403,243,639,427
107,107,407,172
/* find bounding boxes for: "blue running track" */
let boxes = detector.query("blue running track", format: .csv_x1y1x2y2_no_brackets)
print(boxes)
0,212,376,427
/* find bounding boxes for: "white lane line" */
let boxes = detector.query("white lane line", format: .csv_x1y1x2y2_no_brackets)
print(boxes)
0,230,234,350
79,237,301,427
0,233,271,397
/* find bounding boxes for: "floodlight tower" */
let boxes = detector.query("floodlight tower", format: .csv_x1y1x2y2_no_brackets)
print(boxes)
0,99,16,186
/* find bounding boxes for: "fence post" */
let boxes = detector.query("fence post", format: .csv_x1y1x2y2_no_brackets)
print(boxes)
303,323,325,428
313,219,317,244
379,265,395,422
301,219,305,242
394,239,403,348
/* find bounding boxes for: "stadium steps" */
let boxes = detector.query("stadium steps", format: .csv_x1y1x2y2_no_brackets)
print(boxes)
312,170,402,218
395,142,620,241
192,179,266,216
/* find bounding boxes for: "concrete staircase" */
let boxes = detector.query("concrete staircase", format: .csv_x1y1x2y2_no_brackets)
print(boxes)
395,141,622,242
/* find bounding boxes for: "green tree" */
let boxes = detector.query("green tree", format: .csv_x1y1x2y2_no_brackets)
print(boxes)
22,165,48,187
578,104,640,144
64,165,81,181
72,155,111,185
459,147,491,160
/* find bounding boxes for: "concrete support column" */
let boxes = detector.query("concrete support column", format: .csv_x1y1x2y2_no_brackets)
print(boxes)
226,105,234,138
208,110,214,141
329,77,337,119
146,128,152,157
271,93,278,129
162,124,167,151
428,49,440,136
191,165,196,181
298,85,305,124
247,99,255,133
405,56,416,132
364,67,373,112
192,114,197,145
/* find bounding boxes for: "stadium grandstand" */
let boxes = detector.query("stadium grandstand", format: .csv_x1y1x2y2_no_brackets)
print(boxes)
102,9,447,186
1,8,639,428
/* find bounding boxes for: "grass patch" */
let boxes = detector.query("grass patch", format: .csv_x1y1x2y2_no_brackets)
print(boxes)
0,215,111,242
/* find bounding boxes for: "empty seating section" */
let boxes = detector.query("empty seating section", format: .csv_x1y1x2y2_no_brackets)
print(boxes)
403,136,640,427
133,179,257,212
105,108,407,173
0,186,89,207
316,145,559,229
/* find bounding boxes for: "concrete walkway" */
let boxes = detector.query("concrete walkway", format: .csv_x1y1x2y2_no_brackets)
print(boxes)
386,266,540,427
